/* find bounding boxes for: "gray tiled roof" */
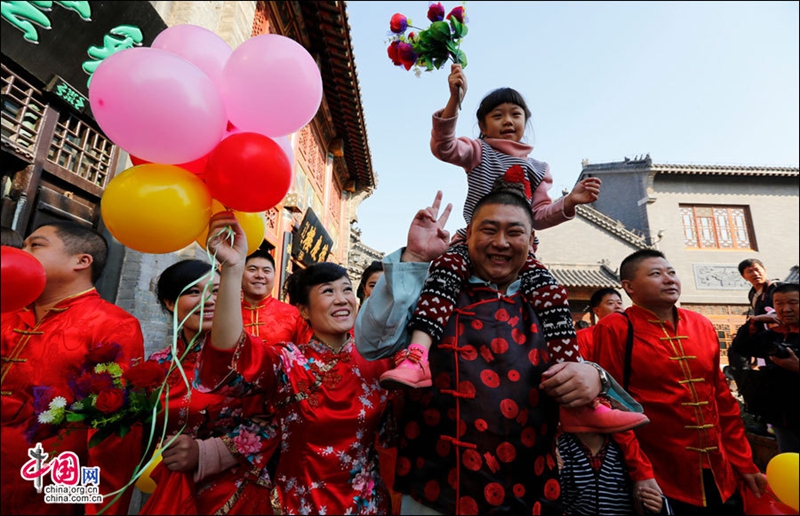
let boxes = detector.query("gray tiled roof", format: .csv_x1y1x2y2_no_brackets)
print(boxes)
653,163,798,177
546,263,621,288
786,266,799,283
582,155,798,177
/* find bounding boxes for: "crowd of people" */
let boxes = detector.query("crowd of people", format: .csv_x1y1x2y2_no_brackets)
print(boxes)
1,63,797,516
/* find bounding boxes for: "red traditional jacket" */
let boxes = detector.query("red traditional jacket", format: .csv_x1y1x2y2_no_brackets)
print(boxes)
593,305,760,507
241,296,312,344
1,289,144,515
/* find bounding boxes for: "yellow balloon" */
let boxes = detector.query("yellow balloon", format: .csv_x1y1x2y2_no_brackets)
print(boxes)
767,452,799,511
195,199,266,256
135,448,163,494
101,164,212,254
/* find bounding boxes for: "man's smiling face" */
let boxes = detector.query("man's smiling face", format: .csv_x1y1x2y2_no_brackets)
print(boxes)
466,201,533,293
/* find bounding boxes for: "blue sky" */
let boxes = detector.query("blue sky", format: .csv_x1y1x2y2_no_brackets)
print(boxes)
344,1,799,254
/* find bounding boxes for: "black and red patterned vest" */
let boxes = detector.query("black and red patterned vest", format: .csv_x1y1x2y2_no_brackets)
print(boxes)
395,284,562,516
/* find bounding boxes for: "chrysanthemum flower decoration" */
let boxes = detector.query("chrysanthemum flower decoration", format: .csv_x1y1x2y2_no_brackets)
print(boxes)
27,343,166,449
387,2,468,76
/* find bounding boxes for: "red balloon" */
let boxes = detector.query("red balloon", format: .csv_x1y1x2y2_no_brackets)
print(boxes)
129,154,209,178
1,246,47,313
204,132,292,212
744,489,797,515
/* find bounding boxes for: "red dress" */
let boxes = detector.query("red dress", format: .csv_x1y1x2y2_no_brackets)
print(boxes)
593,306,760,506
199,335,394,515
1,289,144,515
241,296,312,344
140,333,277,515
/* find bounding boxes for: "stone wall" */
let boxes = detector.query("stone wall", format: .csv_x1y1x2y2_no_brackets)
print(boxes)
150,1,256,48
116,245,208,359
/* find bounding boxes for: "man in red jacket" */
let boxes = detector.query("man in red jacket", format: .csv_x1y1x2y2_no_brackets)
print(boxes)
240,249,311,344
2,221,144,515
576,287,624,362
593,249,766,514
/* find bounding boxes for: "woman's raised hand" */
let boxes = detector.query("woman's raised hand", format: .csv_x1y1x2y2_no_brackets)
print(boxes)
206,212,248,268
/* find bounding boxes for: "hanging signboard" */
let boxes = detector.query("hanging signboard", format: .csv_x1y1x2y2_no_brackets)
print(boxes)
291,208,333,266
1,1,167,114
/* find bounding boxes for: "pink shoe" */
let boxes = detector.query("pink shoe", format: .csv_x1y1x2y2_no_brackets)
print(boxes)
560,398,649,433
380,344,432,389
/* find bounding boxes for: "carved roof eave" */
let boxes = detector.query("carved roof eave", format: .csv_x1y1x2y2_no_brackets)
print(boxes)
575,204,653,250
298,1,375,194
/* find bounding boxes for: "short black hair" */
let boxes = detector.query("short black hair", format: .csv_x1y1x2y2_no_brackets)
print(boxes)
575,320,591,330
471,189,534,229
738,258,765,276
619,249,667,282
37,220,108,283
285,262,350,307
1,226,23,248
155,259,213,313
590,288,622,310
246,248,275,268
773,282,799,296
357,260,384,303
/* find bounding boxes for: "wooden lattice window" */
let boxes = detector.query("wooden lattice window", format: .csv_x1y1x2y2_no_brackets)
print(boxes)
679,205,755,250
47,111,115,188
298,125,325,191
252,1,270,36
1,63,46,161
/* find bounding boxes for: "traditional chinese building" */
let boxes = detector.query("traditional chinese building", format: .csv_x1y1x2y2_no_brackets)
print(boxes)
537,154,799,362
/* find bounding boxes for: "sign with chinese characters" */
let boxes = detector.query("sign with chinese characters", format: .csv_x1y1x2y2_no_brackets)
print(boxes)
1,1,166,113
45,75,87,113
292,208,333,266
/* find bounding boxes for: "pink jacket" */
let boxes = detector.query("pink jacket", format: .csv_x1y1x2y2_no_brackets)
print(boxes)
431,109,573,231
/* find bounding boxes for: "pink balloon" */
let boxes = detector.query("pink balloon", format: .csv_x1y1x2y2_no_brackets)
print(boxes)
151,24,232,90
89,47,227,165
272,135,294,163
221,34,323,137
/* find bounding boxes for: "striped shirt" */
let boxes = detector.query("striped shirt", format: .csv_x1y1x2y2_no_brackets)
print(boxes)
558,432,634,516
456,141,548,240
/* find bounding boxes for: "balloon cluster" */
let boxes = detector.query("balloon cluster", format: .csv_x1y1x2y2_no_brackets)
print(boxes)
90,25,323,254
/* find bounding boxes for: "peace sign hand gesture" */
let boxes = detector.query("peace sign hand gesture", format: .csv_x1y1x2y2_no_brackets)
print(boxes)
402,190,453,263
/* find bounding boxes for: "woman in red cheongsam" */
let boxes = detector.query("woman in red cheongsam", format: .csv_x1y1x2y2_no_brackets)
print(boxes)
198,213,395,515
141,259,277,515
